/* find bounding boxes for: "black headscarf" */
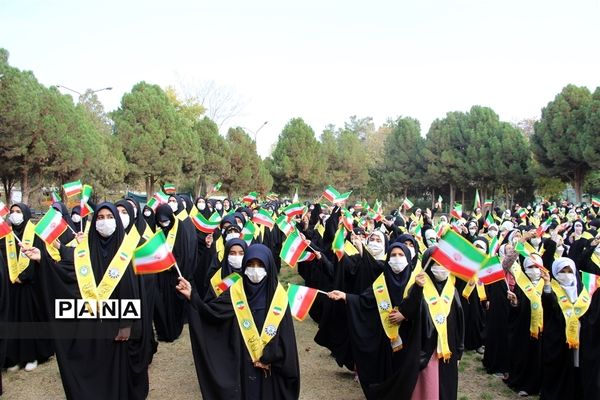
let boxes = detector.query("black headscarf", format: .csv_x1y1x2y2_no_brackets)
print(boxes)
155,204,175,235
394,233,419,268
88,202,125,284
179,194,193,214
233,212,247,228
241,244,278,312
195,196,211,219
115,199,135,234
220,238,248,276
52,201,75,244
10,202,32,238
168,195,184,215
143,205,156,231
385,242,413,306
125,196,147,237
220,214,238,230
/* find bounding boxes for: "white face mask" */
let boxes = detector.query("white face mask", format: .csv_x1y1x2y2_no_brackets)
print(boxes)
407,246,416,259
367,241,384,256
469,228,478,236
216,203,223,211
431,265,449,282
197,202,206,210
96,219,117,238
525,267,541,282
556,272,575,287
556,246,565,257
226,233,240,241
120,213,130,229
530,237,541,247
245,267,267,283
169,202,178,212
132,206,138,219
388,256,408,274
228,255,243,270
71,214,82,223
237,222,244,230
426,236,437,247
488,229,498,238
9,212,24,226
143,209,152,217
159,220,171,228
574,224,583,235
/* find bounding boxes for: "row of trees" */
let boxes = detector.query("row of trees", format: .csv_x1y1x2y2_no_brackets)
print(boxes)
1,47,599,210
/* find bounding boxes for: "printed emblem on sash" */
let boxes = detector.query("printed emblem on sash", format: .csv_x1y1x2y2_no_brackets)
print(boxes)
379,300,390,311
435,314,446,324
108,268,120,279
264,324,277,337
79,266,90,276
272,306,282,316
242,319,252,330
235,300,245,310
532,302,539,310
119,251,128,261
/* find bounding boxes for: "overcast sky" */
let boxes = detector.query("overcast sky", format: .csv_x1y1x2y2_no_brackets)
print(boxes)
2,0,599,156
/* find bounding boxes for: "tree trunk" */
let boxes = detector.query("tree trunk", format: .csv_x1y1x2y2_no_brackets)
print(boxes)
2,177,14,204
504,186,510,210
450,184,456,210
461,189,465,209
573,166,585,203
431,188,436,210
21,169,30,204
145,176,151,197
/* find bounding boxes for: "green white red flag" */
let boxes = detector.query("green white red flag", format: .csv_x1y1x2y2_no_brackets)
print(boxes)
517,208,528,219
50,191,62,203
282,202,306,219
252,208,275,229
241,221,256,245
243,192,258,204
341,208,354,232
484,214,495,228
63,180,82,197
213,272,241,296
430,228,488,281
402,198,414,210
474,189,481,210
322,185,339,203
34,208,69,244
581,271,600,296
0,219,12,239
484,199,493,207
536,217,553,237
451,204,462,220
332,225,346,260
478,255,504,285
163,183,176,194
280,230,309,267
592,197,600,207
0,201,8,218
80,184,93,209
133,231,177,274
191,212,220,233
276,214,295,236
79,202,94,218
287,283,319,321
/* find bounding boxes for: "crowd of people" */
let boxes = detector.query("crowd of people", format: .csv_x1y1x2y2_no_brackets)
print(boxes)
1,192,599,400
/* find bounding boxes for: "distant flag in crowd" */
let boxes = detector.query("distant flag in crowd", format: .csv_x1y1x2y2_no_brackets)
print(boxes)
592,196,600,207
292,188,299,203
79,202,94,218
297,250,316,263
450,203,462,220
0,219,12,239
474,189,481,210
34,208,69,244
146,197,159,212
80,184,93,209
50,190,62,203
478,256,504,285
280,229,309,267
430,228,488,281
0,201,9,218
191,212,220,233
322,185,339,202
252,208,275,229
514,242,546,271
435,195,443,208
241,221,257,245
163,183,176,194
335,190,352,204
536,217,554,237
517,208,528,219
402,198,414,210
213,273,242,296
133,231,177,275
484,199,493,207
581,271,600,296
63,180,82,197
287,283,319,321
154,190,170,204
243,191,258,204
484,213,495,228
210,182,222,194
276,214,296,236
282,203,306,219
341,208,354,232
332,225,346,260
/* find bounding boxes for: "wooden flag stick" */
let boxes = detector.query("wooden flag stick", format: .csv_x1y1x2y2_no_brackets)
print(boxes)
173,262,183,278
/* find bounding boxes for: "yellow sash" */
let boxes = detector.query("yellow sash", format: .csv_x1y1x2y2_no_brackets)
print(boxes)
74,229,140,302
423,274,456,361
176,209,189,221
512,265,544,338
5,222,36,283
230,280,288,362
550,280,591,348
372,273,401,350
165,217,179,251
142,223,154,241
462,276,487,301
403,260,423,299
210,268,223,296
216,237,225,262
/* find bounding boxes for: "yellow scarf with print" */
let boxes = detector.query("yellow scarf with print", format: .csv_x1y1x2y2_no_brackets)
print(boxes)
462,276,487,301
5,222,36,283
511,265,544,338
372,273,402,350
550,280,591,349
230,279,288,362
423,274,456,361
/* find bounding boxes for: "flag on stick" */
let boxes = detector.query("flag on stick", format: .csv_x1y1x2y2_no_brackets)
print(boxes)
63,180,82,197
430,228,488,281
213,273,241,296
0,219,12,239
478,256,504,285
252,208,275,229
191,212,220,233
163,183,176,194
34,208,69,244
280,230,309,267
133,231,177,274
287,283,319,321
402,198,414,210
0,201,9,218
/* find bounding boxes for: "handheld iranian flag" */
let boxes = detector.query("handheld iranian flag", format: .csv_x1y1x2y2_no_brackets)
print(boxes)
252,208,275,229
478,256,504,285
163,183,176,194
282,202,306,219
536,217,553,237
191,213,220,233
79,202,94,218
323,185,340,203
430,228,488,281
474,189,481,210
50,191,62,203
514,242,546,270
484,213,495,228
581,271,600,296
335,191,352,204
292,188,299,203
210,182,222,194
435,195,443,208
133,231,176,275
214,272,242,296
402,198,414,210
34,208,69,244
276,214,295,236
341,208,354,232
297,250,316,263
146,197,159,212
80,184,93,209
0,219,12,239
332,225,346,260
450,204,462,220
280,229,309,267
484,199,493,207
243,192,258,204
287,283,319,321
592,197,600,207
517,208,528,219
63,180,82,197
0,201,8,218
241,221,256,245
153,190,170,204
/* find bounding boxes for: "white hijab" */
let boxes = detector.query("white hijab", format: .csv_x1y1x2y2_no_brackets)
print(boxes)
552,257,578,303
